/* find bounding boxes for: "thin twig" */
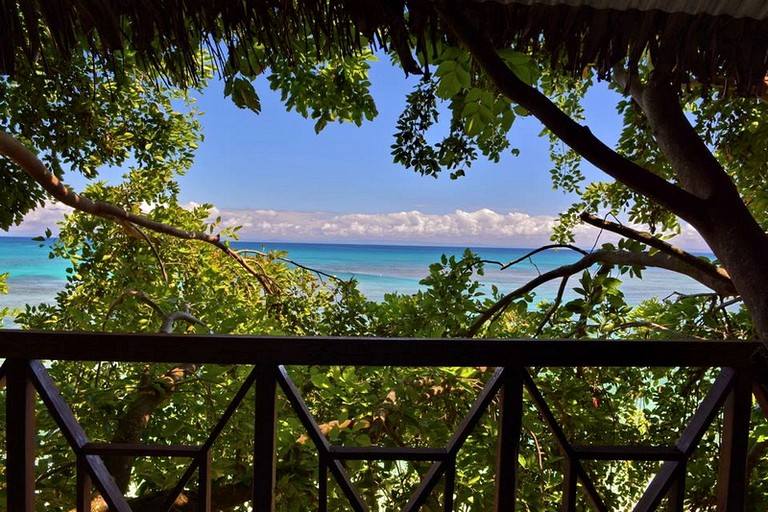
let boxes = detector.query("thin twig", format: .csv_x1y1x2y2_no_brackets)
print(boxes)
236,248,349,285
102,290,165,330
0,129,276,293
484,244,588,271
533,276,569,337
464,247,737,338
129,222,168,283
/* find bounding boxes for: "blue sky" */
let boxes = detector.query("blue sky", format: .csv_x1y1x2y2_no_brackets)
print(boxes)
9,58,708,249
183,61,594,215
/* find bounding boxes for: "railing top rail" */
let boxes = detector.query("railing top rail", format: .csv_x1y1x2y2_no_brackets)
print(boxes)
0,330,760,367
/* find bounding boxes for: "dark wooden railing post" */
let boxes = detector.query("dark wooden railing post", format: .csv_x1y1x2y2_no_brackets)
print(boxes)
716,368,752,511
199,449,212,512
5,359,35,512
445,456,456,511
76,457,93,512
495,368,523,511
253,365,278,512
318,451,328,512
666,462,685,512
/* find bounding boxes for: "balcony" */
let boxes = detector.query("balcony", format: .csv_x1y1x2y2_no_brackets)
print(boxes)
0,330,764,511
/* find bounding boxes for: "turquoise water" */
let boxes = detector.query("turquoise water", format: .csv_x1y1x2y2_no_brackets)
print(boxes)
0,236,712,327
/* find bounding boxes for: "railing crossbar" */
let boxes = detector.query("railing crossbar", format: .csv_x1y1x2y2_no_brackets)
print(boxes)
27,360,133,512
402,367,507,512
277,365,369,511
634,367,736,511
523,371,607,511
328,446,449,461
161,366,261,512
1,332,763,511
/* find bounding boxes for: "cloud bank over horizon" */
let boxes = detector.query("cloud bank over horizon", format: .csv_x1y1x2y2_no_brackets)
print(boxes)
6,202,710,251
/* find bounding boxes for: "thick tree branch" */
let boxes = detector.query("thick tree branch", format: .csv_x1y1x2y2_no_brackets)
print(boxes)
159,311,208,333
635,78,738,200
579,212,736,295
106,362,199,492
464,248,738,337
605,321,706,341
436,2,706,225
0,129,276,294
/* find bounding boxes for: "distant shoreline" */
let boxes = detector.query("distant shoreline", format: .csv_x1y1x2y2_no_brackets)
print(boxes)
0,234,716,258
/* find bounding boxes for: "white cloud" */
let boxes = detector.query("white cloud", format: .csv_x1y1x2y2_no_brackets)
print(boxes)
5,201,70,236
203,207,560,246
6,201,710,251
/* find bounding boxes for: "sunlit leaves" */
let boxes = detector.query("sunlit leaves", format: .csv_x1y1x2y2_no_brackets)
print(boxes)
497,49,540,86
267,49,378,133
225,76,262,113
391,77,440,177
434,47,471,99
391,45,522,180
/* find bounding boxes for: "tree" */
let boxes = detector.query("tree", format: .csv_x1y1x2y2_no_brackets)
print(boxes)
1,2,767,345
14,201,763,509
3,2,768,509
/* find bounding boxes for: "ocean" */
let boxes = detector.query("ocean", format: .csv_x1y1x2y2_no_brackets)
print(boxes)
0,236,712,328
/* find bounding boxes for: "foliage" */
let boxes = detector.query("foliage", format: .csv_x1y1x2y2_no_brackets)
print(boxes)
0,43,204,230
8,197,764,509
0,273,11,327
392,45,529,181
2,8,768,511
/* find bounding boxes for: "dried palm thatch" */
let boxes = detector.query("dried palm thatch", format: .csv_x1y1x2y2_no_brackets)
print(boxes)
2,0,768,95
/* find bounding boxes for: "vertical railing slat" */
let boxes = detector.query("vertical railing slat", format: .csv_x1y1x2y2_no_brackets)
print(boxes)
76,457,92,512
716,369,752,511
253,365,278,512
319,452,328,512
666,463,685,512
199,449,212,512
495,369,523,511
562,458,578,512
5,359,35,512
444,457,456,511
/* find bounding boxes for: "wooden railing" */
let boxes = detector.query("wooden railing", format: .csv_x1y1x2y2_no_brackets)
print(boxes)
0,330,764,511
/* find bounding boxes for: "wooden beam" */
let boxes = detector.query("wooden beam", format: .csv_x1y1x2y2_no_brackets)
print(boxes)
716,370,752,511
76,457,92,512
0,330,758,367
5,359,35,512
634,368,736,511
523,372,607,511
162,366,260,511
252,365,278,512
277,366,368,511
403,368,506,511
495,369,523,511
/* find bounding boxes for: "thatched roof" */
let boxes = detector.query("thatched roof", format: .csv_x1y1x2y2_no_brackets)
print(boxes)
3,1,768,95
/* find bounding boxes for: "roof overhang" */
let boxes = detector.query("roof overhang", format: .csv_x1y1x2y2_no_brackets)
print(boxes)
487,0,768,19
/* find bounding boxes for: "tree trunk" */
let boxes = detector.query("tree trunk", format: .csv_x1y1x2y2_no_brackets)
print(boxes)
440,4,768,347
